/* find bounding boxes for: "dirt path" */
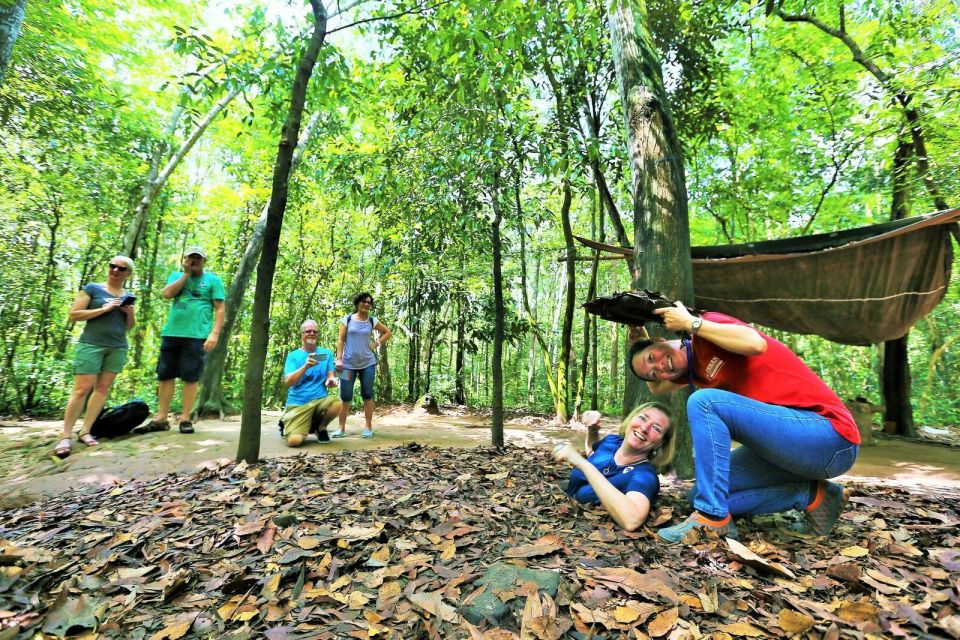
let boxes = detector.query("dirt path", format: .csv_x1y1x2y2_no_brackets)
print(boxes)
2,407,958,509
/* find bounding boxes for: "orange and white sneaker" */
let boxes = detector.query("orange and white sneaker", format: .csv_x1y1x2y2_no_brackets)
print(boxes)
803,481,848,535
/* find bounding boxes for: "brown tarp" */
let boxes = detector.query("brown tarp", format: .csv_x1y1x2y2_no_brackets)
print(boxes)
575,208,960,346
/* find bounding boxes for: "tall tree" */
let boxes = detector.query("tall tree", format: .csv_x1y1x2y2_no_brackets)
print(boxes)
608,0,695,475
882,136,916,437
0,0,26,83
237,0,327,464
196,112,321,418
490,167,506,447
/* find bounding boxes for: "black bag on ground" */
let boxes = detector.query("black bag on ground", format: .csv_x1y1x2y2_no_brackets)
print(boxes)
90,400,150,438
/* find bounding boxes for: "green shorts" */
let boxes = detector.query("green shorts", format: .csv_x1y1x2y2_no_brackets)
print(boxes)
282,396,340,437
73,342,128,375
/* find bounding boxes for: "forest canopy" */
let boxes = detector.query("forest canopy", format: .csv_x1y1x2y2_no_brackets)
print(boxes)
0,0,957,430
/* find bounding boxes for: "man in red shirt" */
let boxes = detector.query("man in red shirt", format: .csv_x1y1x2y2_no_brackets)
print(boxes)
630,302,859,543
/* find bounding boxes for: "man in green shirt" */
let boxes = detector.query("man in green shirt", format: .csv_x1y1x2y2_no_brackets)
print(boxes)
142,246,226,434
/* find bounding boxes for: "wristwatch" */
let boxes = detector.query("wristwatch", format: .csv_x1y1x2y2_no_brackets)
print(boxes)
690,317,703,335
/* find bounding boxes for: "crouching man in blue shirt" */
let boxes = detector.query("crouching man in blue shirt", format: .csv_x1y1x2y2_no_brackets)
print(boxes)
282,319,342,447
553,403,676,531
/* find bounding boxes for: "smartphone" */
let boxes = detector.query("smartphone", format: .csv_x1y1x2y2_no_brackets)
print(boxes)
121,295,136,306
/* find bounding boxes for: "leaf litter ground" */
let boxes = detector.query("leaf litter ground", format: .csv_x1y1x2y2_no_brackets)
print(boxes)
0,444,958,639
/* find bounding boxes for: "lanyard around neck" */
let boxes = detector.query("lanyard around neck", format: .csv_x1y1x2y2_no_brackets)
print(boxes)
683,338,695,392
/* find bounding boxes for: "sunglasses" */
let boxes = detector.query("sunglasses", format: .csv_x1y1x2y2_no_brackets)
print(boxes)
361,299,374,304
302,330,318,335
108,263,130,272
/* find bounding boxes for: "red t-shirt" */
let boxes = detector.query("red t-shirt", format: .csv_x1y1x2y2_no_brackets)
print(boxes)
690,313,859,444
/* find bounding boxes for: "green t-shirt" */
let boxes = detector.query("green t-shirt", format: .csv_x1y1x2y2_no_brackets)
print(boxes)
160,271,226,339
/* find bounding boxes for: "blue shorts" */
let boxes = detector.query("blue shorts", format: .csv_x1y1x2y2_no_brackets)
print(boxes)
340,364,376,402
157,336,206,382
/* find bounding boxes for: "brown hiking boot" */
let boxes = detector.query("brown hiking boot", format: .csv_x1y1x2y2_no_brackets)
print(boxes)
134,419,170,434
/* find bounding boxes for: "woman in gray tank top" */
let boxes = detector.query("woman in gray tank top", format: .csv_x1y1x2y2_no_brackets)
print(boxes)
332,292,393,438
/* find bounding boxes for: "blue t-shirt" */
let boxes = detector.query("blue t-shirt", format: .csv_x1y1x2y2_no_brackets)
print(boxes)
284,347,336,406
161,271,226,339
565,435,660,505
340,314,378,370
78,283,129,349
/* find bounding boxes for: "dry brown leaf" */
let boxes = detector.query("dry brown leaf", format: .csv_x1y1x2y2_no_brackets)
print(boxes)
504,536,564,559
778,609,815,634
233,519,265,536
615,606,641,623
409,590,460,623
840,545,869,558
337,524,385,541
864,569,907,589
347,590,370,608
577,567,679,604
826,561,861,582
725,538,796,579
261,572,281,598
717,621,766,637
147,620,192,640
836,601,879,623
256,523,277,554
297,536,321,550
645,606,677,637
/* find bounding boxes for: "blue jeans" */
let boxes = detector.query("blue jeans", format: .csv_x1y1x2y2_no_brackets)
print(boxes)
340,364,376,402
686,389,859,518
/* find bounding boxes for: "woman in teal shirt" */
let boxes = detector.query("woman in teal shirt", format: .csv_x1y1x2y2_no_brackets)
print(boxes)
55,256,136,458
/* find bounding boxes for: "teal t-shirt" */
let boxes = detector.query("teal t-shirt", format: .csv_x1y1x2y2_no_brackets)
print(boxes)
160,271,226,339
78,283,129,349
284,348,336,406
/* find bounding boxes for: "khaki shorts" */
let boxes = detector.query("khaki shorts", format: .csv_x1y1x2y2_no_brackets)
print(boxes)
282,396,340,437
73,342,128,375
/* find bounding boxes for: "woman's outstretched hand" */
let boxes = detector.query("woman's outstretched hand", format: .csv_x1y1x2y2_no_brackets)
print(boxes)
552,442,585,467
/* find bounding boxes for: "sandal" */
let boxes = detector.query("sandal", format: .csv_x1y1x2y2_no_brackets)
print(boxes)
54,438,72,459
79,433,99,448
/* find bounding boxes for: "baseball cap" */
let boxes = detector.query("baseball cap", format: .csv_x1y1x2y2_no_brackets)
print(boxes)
184,245,207,258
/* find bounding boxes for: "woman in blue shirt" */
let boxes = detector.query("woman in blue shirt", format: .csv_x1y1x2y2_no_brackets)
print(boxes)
553,402,675,531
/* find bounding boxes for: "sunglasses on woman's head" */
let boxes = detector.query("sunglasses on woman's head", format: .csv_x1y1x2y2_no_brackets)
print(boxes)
109,263,129,272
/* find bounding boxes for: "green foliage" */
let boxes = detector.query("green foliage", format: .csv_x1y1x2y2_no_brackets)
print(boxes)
0,0,956,432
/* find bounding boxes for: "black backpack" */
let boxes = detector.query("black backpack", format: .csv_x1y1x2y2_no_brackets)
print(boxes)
90,400,150,438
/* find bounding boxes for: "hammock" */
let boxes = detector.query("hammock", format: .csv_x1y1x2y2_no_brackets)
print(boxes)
575,208,960,345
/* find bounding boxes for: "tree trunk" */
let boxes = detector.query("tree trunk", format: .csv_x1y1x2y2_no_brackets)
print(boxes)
454,288,467,405
881,136,916,437
555,180,575,423
608,0,695,476
490,168,505,447
0,0,26,84
377,341,392,401
132,212,163,369
574,188,600,418
123,88,240,257
197,112,321,418
236,0,327,464
406,280,420,402
882,337,914,437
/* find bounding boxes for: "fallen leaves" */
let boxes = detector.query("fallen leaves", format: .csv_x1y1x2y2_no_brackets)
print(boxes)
0,445,957,639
